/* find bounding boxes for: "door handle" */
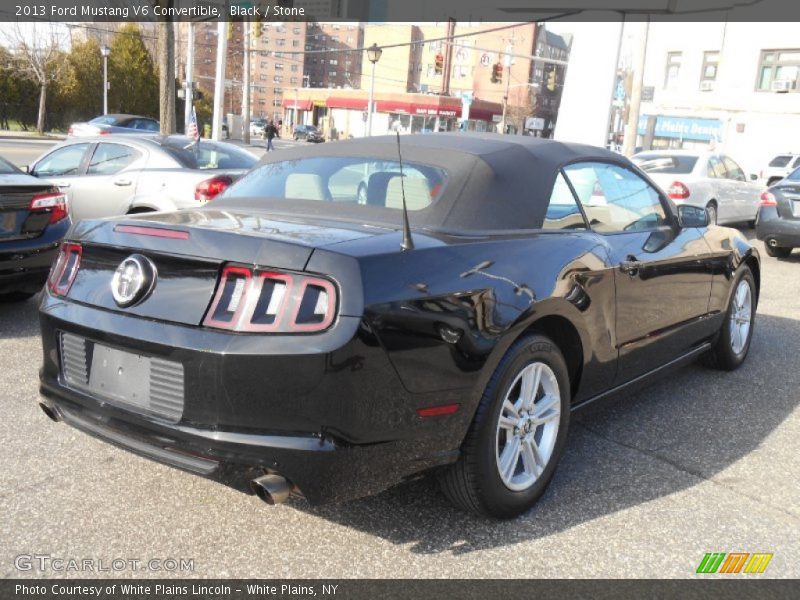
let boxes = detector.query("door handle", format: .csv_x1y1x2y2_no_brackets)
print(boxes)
113,178,131,187
619,256,642,277
54,181,71,188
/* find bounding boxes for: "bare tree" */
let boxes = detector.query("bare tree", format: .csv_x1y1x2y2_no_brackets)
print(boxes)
3,24,65,135
157,19,176,134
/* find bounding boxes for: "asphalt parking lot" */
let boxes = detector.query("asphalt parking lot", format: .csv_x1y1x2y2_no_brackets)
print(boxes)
0,227,798,579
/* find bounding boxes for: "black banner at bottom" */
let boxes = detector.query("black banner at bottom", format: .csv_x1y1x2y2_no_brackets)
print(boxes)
4,579,799,600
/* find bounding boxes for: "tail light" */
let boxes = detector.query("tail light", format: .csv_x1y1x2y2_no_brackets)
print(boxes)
30,192,69,224
47,243,82,297
204,264,337,333
98,129,111,135
760,191,778,206
67,126,73,136
668,181,691,200
195,175,233,202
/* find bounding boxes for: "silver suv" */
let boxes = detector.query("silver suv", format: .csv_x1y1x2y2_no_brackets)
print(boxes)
761,153,800,186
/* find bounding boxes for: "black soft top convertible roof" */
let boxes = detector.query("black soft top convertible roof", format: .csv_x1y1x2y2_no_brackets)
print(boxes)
220,133,627,232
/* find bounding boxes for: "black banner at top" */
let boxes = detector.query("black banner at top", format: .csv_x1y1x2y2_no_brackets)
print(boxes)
1,0,800,22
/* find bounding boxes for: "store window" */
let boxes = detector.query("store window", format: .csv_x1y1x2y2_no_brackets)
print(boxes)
756,49,800,92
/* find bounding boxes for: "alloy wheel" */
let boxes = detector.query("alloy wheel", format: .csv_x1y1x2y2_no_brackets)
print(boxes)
495,361,561,491
729,279,752,355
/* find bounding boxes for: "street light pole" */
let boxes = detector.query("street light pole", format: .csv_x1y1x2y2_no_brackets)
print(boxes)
100,45,110,115
366,43,382,137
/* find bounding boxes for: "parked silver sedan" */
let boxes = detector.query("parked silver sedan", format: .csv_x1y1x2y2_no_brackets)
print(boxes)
632,150,763,225
25,135,258,223
67,114,160,137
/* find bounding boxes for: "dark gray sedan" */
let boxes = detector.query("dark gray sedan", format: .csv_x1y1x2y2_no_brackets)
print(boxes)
68,114,160,137
756,167,800,258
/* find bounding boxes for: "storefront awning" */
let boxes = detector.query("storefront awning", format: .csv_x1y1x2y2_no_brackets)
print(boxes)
281,99,313,110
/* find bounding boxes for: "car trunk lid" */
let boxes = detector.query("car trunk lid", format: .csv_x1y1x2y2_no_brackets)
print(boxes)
775,183,800,219
0,178,59,241
64,208,377,326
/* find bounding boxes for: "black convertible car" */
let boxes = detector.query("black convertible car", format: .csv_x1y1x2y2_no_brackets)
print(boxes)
38,134,759,518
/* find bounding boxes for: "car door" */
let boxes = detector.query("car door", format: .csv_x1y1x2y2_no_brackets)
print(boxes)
721,155,759,221
29,142,93,208
67,142,145,222
564,161,714,384
704,155,737,223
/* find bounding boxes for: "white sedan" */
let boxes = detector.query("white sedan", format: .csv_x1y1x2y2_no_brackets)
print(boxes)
632,150,763,225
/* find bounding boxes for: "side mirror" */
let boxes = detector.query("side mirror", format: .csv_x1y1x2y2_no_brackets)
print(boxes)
677,204,710,228
750,173,758,181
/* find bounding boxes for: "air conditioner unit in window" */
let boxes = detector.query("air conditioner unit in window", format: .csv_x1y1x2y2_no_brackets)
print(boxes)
699,80,714,91
772,79,797,93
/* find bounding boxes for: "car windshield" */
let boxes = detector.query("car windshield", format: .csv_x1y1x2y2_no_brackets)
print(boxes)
161,139,258,170
223,156,447,211
632,154,698,174
89,116,120,126
786,167,800,181
0,156,20,174
306,126,318,132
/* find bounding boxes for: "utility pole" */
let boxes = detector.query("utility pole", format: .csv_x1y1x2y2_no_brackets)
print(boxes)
212,21,228,141
158,16,176,134
242,20,251,144
500,33,515,135
184,21,194,133
622,18,650,157
441,18,456,96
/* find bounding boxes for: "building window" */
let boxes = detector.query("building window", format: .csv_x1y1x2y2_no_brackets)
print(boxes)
292,40,300,47
273,75,283,83
664,52,682,89
293,27,301,34
260,62,268,69
757,49,800,92
329,71,337,77
275,63,284,70
290,77,298,84
329,59,338,65
276,39,286,46
273,87,283,94
700,51,719,87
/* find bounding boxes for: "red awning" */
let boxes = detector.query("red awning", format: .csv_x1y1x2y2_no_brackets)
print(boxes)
281,99,313,110
326,97,369,110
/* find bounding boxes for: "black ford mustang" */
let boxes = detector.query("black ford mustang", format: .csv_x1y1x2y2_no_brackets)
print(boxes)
38,134,759,518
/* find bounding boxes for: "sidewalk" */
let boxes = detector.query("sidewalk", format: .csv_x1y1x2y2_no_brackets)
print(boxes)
0,130,66,141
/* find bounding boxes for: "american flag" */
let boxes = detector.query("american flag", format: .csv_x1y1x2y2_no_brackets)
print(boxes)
187,105,199,141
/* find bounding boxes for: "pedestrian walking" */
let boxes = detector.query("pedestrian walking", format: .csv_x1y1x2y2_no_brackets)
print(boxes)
265,120,279,151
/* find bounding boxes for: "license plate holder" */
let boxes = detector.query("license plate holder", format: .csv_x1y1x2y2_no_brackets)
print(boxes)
88,344,151,410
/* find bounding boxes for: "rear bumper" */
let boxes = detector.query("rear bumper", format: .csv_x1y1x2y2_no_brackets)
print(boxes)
756,207,800,247
0,219,69,293
38,294,469,504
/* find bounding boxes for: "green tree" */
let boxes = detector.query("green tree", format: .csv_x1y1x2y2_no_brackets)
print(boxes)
108,24,158,118
52,38,102,126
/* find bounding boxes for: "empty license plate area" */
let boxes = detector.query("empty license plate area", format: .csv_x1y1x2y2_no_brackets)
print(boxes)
59,332,184,422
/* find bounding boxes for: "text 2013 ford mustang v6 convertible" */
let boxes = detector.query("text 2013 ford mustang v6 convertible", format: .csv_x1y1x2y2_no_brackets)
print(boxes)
38,134,759,518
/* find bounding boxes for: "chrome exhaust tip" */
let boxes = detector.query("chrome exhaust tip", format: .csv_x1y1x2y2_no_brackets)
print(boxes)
39,402,60,422
250,474,292,505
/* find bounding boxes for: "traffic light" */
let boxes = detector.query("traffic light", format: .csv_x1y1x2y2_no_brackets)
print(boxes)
546,67,557,91
491,62,503,83
434,53,444,74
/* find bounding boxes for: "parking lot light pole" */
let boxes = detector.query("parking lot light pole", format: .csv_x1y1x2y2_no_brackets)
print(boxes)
100,45,110,115
366,43,382,137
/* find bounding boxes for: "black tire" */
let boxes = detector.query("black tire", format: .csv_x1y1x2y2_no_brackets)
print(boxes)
703,266,756,371
764,240,792,258
706,202,718,226
0,291,36,303
439,334,571,519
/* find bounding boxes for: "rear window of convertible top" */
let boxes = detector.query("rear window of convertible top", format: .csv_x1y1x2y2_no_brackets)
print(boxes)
222,156,447,211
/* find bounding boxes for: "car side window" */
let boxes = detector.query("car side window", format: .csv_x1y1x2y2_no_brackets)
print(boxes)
793,157,800,169
706,155,727,179
542,172,587,230
87,143,141,176
32,143,91,177
722,156,746,182
563,162,668,233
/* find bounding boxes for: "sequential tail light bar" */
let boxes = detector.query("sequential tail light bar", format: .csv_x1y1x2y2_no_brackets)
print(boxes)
203,264,337,333
47,242,82,297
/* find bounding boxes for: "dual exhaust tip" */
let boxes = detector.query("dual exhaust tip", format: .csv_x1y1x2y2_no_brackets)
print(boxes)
41,402,293,506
